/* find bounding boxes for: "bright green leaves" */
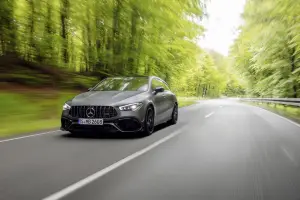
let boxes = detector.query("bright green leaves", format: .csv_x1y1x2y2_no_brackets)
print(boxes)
230,0,300,98
1,0,232,98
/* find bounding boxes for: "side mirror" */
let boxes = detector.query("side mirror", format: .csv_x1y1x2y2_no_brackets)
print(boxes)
154,86,164,94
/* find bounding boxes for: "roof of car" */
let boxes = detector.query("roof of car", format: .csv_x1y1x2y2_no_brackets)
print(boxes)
109,76,149,78
103,76,169,87
107,76,167,83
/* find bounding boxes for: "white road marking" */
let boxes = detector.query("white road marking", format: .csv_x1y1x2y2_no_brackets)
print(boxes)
255,106,300,128
281,146,297,165
268,111,300,128
42,128,184,200
0,130,61,143
205,112,214,118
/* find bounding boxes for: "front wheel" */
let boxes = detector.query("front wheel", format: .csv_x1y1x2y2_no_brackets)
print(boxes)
142,106,155,136
168,104,178,125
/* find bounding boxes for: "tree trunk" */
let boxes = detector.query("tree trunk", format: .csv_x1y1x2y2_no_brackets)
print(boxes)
45,2,54,62
107,35,113,71
70,32,75,70
61,0,69,65
112,0,121,72
202,85,206,97
85,55,89,72
196,83,201,97
289,45,297,98
86,24,91,72
79,57,83,72
0,0,16,54
28,0,36,61
291,63,298,98
135,21,145,74
128,6,138,74
0,33,4,54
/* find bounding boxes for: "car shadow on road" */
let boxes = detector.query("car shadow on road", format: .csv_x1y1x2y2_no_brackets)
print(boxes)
60,123,171,140
61,132,142,140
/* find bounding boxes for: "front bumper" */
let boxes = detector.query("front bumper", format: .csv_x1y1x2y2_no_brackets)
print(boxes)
60,109,144,133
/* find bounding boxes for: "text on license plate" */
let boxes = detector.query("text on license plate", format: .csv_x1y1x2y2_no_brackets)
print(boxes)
78,118,103,125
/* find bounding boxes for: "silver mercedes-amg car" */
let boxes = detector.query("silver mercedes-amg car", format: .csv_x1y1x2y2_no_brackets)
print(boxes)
61,76,178,136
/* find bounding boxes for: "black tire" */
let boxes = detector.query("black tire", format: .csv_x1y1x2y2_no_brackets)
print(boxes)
168,104,178,125
142,106,155,136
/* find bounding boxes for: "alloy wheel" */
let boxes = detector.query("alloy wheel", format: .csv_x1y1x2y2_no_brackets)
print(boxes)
173,104,178,122
146,108,154,133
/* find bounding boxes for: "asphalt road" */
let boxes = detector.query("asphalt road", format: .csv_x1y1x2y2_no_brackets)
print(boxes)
1,100,300,200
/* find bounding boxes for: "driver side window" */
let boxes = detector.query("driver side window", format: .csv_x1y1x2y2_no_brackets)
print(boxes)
162,82,170,91
151,79,163,90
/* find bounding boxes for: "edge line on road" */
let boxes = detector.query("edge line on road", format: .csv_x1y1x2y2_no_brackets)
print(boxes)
250,105,300,128
0,130,61,143
266,110,300,128
42,128,185,200
205,112,214,118
281,146,297,165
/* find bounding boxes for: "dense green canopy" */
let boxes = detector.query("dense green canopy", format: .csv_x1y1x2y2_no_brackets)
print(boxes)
230,0,300,98
0,0,233,97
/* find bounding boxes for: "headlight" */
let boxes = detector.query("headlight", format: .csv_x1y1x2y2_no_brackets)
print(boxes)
119,103,143,111
63,103,71,110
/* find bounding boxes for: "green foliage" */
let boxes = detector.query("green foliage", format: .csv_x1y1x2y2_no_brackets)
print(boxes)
178,100,198,108
0,0,230,97
230,0,300,97
205,50,246,97
0,91,77,137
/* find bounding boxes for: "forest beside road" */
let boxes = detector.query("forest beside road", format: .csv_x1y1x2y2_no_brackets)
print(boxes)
1,1,300,199
0,0,299,136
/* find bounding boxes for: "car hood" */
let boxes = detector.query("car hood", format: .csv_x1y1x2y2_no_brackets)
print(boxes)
71,91,145,106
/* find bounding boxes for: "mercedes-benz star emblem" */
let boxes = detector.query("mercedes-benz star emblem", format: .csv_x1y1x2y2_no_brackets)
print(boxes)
86,107,95,118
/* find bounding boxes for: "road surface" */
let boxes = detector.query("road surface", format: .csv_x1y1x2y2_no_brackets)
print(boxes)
1,100,300,200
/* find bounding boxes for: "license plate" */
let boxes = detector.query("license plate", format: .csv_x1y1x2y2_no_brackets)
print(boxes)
78,118,103,125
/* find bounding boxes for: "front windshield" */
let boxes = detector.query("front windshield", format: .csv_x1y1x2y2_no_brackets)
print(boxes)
92,77,149,92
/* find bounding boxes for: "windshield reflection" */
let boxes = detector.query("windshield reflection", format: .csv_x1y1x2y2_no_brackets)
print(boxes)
92,77,149,92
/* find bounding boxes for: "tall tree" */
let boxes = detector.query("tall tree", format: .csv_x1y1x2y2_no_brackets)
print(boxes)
60,0,69,65
0,0,16,54
230,0,300,98
0,0,232,97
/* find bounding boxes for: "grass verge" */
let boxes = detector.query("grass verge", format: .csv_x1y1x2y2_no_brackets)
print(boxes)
0,91,78,138
0,93,199,138
177,97,200,108
248,102,300,124
178,100,198,108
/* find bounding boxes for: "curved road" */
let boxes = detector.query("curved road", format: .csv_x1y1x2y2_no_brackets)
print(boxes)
1,100,300,200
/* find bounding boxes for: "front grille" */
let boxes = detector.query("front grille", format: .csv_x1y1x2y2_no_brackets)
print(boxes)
70,106,118,119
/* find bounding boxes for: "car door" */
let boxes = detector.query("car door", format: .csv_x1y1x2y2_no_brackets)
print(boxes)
151,78,166,124
160,81,174,119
